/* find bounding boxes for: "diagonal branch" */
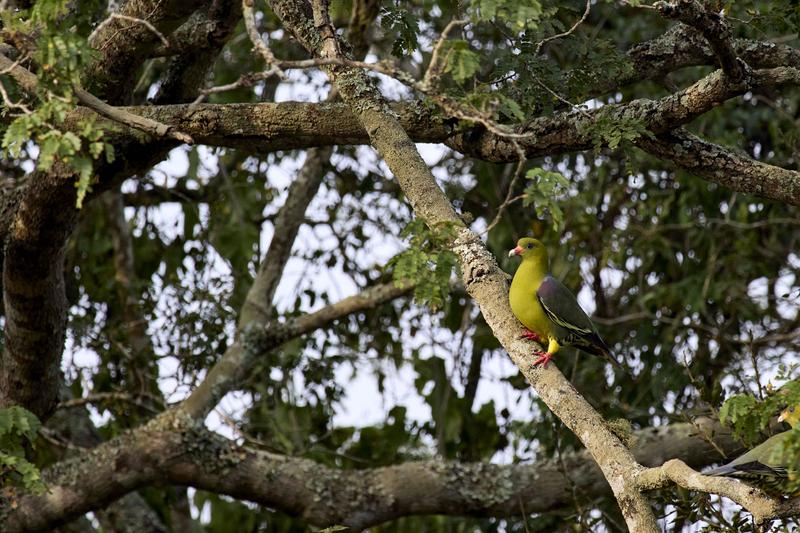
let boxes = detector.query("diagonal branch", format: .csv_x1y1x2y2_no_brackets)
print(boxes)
266,0,660,529
179,281,413,419
239,147,333,326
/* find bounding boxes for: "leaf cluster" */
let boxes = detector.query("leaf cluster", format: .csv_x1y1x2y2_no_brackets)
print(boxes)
719,380,800,446
1,0,114,207
522,167,569,232
0,407,45,495
387,219,459,310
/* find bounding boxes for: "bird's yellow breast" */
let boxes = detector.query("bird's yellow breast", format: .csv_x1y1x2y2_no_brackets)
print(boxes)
509,274,555,338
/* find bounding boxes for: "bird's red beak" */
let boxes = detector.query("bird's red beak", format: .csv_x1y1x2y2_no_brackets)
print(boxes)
508,246,523,257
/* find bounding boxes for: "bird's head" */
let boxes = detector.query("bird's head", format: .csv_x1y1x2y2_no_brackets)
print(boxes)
779,405,800,428
508,237,548,265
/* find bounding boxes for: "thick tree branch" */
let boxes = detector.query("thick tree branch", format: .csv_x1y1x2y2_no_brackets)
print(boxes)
624,25,800,89
5,416,750,531
654,0,746,81
60,55,774,154
85,0,208,103
0,160,78,418
153,0,243,104
59,63,800,207
46,385,168,532
635,129,800,207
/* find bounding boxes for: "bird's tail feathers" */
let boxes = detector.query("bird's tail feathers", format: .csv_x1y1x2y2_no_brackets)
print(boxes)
581,335,625,371
703,464,738,477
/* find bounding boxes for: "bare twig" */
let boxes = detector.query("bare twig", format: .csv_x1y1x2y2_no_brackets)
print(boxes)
481,157,527,236
39,427,90,452
534,0,592,55
242,0,285,77
56,391,163,414
75,86,194,143
89,14,170,48
422,18,470,91
0,79,32,114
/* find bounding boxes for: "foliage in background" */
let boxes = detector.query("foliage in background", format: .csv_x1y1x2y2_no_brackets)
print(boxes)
1,0,799,530
0,407,44,495
0,0,115,207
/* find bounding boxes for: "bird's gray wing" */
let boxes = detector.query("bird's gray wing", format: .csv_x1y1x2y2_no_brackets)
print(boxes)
536,275,618,364
536,275,597,338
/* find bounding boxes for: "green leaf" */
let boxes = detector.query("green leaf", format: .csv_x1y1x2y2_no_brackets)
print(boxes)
0,406,41,441
387,219,459,310
444,41,480,84
0,407,44,494
471,0,543,30
73,155,95,209
522,167,570,232
380,7,420,56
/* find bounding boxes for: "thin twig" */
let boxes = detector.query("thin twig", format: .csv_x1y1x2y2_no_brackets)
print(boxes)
535,0,592,55
533,75,591,117
242,0,285,77
57,391,164,414
422,18,470,91
481,161,527,235
89,13,170,48
207,7,533,142
0,79,32,114
75,86,194,144
39,428,90,452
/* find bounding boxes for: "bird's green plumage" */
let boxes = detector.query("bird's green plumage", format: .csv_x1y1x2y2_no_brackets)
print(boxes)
705,406,800,495
508,238,616,365
508,240,555,342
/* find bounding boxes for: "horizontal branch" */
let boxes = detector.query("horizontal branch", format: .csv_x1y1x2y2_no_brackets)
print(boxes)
5,417,745,532
76,65,797,156
76,65,800,207
447,66,800,162
635,129,800,206
638,459,779,523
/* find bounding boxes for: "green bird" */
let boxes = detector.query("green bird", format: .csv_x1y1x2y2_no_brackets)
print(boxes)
507,237,618,368
704,406,800,495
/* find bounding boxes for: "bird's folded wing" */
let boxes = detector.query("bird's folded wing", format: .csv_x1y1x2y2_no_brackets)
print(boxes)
536,275,596,336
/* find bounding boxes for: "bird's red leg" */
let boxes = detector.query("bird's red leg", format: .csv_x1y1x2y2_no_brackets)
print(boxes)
531,350,554,367
520,329,543,343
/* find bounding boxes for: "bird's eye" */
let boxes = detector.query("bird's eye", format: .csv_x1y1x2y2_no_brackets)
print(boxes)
526,243,533,249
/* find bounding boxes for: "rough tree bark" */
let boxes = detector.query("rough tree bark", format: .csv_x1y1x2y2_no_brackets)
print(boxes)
1,0,799,530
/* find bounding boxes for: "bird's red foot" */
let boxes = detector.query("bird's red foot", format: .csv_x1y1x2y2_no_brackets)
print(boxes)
520,329,543,343
532,350,555,367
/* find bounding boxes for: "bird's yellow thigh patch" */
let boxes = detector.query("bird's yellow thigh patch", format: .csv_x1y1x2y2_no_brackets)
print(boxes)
547,337,560,354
